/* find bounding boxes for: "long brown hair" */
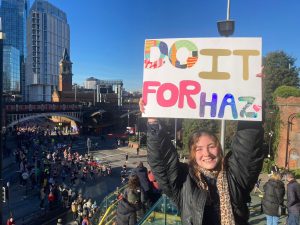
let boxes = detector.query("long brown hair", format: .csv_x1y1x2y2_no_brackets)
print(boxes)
128,174,141,189
188,130,223,168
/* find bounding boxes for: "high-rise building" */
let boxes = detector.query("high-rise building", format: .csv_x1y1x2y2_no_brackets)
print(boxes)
25,0,70,102
3,46,20,92
0,0,29,96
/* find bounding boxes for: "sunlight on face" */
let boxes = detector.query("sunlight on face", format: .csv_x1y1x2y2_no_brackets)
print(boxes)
194,135,221,170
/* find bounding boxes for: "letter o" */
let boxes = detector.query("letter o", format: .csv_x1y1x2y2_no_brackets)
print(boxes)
157,83,179,107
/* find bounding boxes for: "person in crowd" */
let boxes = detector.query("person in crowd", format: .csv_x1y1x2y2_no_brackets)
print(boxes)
6,216,15,225
286,172,300,225
123,174,145,219
131,162,152,207
81,216,89,225
139,98,264,225
253,178,263,194
71,200,78,220
57,218,63,225
262,172,285,225
40,187,46,209
116,189,140,225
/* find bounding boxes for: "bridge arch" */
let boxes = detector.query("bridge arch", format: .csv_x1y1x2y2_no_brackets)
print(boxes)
7,112,82,128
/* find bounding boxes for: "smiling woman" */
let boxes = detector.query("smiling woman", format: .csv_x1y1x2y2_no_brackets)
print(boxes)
140,98,264,225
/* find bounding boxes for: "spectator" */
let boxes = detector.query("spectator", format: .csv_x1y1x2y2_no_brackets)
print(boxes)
6,216,15,225
81,216,89,225
132,162,151,206
123,174,145,219
71,201,78,220
262,173,285,225
286,172,300,225
40,187,46,209
57,218,63,225
253,178,263,194
116,189,140,225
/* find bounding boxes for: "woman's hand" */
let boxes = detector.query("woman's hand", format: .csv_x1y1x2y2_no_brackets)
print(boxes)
139,98,158,124
139,98,145,114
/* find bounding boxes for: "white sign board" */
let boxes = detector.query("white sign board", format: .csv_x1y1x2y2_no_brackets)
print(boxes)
142,37,262,121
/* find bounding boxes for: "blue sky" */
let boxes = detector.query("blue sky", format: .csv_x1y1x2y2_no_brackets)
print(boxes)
45,0,300,91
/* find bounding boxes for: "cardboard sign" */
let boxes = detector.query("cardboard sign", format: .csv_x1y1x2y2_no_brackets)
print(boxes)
142,37,262,121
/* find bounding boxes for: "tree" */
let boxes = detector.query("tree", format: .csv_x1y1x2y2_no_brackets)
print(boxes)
182,119,219,152
263,51,300,108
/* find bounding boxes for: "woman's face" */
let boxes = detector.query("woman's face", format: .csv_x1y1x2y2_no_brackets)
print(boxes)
194,135,221,170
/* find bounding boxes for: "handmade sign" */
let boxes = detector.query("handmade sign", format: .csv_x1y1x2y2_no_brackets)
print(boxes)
142,37,262,121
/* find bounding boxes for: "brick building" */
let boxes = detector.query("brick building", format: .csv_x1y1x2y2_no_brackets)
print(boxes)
276,97,300,169
52,49,119,105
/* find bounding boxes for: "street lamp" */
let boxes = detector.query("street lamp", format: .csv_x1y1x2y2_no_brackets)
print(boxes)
268,131,273,158
217,0,235,37
0,18,4,223
285,113,299,168
217,0,235,151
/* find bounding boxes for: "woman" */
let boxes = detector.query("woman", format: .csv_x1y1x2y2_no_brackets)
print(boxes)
140,99,264,225
262,173,285,225
116,175,144,225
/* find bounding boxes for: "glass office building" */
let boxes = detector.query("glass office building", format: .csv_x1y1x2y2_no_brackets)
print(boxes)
3,46,20,92
25,0,70,102
0,0,29,96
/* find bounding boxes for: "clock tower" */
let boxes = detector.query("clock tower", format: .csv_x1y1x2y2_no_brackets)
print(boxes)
58,48,73,92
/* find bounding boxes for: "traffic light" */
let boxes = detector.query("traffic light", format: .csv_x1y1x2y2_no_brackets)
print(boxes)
2,186,6,203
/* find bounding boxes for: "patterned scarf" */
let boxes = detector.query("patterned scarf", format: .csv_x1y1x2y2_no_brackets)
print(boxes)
195,163,236,225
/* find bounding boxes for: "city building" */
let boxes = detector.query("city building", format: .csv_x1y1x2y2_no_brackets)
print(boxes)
3,46,20,92
0,0,29,98
52,51,122,106
84,77,98,90
25,0,70,102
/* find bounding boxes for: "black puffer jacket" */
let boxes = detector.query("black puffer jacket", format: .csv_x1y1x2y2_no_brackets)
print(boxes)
262,179,285,216
287,180,300,214
147,121,264,225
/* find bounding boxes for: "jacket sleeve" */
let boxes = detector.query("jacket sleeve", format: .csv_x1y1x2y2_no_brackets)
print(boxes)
146,121,186,205
287,183,300,207
275,182,285,205
227,121,264,192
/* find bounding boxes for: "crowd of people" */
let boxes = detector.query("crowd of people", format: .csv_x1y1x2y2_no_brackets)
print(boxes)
8,124,112,224
261,171,300,225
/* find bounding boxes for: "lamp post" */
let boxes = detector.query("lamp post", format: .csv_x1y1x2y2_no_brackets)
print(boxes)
268,131,273,158
217,0,235,37
285,113,298,168
217,0,235,151
0,18,4,224
74,84,77,102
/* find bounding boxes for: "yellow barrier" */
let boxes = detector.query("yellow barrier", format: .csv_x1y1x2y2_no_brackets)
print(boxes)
99,200,119,225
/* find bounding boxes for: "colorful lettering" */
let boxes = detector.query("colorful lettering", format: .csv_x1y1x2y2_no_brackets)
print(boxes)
142,80,201,108
144,40,168,69
233,50,260,80
199,49,231,80
169,40,198,69
218,94,238,119
238,96,257,118
199,92,218,117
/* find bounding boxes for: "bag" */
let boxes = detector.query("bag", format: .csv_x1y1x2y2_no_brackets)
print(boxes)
278,205,286,216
